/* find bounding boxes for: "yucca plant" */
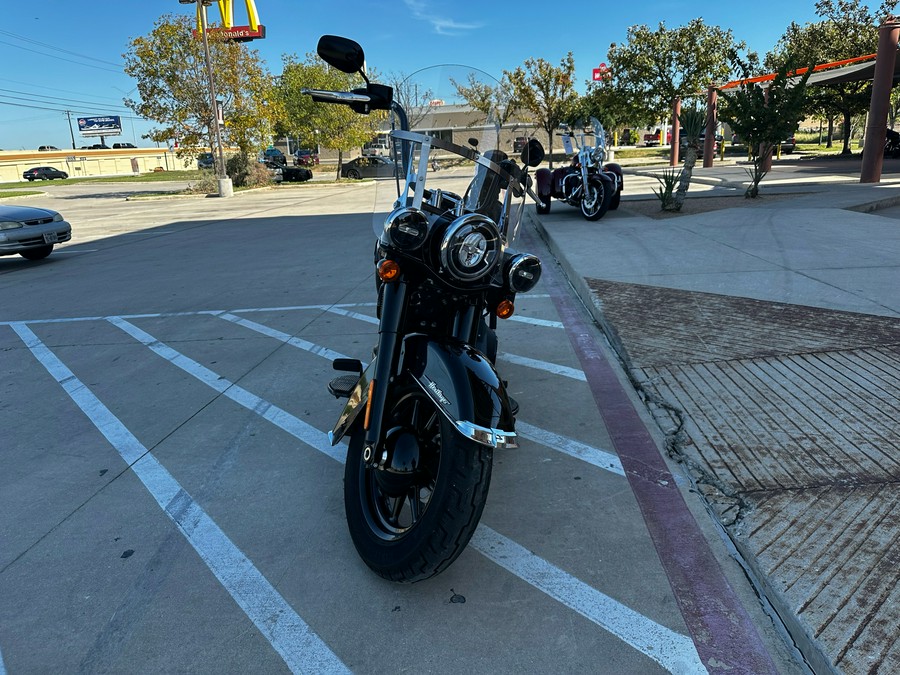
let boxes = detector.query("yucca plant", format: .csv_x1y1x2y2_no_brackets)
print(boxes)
669,106,706,211
653,167,682,210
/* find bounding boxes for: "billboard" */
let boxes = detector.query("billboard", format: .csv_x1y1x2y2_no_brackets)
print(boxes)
78,116,122,137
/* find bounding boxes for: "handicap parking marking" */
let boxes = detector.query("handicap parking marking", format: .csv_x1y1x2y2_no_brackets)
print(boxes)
10,321,350,675
6,306,702,672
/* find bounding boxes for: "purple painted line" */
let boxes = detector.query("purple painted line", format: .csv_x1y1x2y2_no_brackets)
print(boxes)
532,239,778,674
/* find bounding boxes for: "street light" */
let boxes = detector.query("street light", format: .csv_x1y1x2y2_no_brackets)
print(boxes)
179,0,233,197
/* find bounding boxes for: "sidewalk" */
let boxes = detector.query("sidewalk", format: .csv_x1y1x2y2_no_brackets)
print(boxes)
529,158,900,674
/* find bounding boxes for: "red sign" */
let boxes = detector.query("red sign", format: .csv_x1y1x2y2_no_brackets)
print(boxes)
592,63,609,81
193,25,266,42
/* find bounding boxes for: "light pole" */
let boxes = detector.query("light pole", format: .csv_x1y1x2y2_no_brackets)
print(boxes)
179,0,233,197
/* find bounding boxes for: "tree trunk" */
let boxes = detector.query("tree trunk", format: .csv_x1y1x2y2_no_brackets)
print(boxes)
827,117,834,148
336,149,343,181
670,146,698,211
546,127,554,169
841,110,853,154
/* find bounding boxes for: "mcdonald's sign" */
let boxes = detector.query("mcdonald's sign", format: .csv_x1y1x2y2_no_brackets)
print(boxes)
192,0,266,42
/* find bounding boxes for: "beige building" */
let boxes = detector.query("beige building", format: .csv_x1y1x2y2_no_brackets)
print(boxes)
0,147,191,183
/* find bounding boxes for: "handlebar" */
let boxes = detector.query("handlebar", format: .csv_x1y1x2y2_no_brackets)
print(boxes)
300,88,371,104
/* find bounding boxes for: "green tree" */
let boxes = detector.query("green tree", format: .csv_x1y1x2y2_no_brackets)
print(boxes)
566,77,630,137
607,19,746,128
719,55,811,197
452,72,518,129
766,0,898,154
123,13,278,167
278,53,387,179
505,53,578,167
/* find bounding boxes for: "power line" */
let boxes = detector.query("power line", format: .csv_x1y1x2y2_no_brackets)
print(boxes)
0,77,131,103
0,29,124,68
0,38,122,74
0,99,145,121
0,88,133,113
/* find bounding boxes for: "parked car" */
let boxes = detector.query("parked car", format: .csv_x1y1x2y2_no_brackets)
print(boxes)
341,156,396,179
731,134,796,154
22,166,68,181
679,131,724,157
38,145,59,151
0,204,72,260
293,148,319,166
197,152,215,170
81,144,110,149
280,165,313,182
361,142,390,157
263,147,286,165
262,160,285,183
113,142,137,149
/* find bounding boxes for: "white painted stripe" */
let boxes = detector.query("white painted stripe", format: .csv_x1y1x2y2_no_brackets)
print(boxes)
508,315,563,328
11,322,349,675
470,527,707,674
515,421,624,477
498,352,587,381
320,306,379,325
107,317,345,464
0,645,7,675
0,303,374,326
101,320,699,669
55,248,99,254
218,313,356,363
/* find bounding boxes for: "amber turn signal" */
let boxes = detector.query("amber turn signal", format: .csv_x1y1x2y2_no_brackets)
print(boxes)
496,299,515,319
377,259,401,282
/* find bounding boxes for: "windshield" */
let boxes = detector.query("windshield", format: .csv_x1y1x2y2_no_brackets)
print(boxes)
371,64,531,249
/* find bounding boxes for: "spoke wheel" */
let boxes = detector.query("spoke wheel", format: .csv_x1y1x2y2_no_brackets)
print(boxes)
344,384,493,582
580,177,611,221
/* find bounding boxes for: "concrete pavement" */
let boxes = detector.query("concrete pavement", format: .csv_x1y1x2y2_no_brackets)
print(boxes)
529,155,900,674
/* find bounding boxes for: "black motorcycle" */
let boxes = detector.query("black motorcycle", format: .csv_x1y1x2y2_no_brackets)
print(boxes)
305,35,546,582
535,117,623,220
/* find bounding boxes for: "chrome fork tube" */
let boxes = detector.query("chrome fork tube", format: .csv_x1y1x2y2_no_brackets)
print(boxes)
363,280,407,467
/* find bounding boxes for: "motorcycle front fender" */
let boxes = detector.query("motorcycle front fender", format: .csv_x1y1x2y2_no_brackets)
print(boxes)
535,167,552,199
403,335,518,449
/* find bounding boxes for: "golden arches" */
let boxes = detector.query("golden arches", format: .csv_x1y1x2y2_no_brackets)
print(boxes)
196,0,261,31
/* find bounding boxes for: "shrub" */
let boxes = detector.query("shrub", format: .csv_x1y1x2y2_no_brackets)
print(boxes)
225,152,275,188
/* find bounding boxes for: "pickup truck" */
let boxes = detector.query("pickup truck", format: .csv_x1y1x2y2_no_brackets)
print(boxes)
644,131,661,146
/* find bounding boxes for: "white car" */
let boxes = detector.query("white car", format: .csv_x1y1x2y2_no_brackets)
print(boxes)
0,204,72,260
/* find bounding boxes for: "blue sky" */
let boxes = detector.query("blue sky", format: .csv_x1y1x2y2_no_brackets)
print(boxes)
0,0,868,150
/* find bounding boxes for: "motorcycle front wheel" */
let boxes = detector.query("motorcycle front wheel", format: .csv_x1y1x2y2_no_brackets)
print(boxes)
344,385,493,582
580,177,612,221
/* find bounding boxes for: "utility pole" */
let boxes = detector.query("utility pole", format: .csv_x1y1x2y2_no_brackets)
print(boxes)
179,0,233,197
65,110,76,149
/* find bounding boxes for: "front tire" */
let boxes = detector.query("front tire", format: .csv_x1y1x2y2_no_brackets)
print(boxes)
344,386,493,582
20,245,53,260
347,169,361,180
580,177,611,221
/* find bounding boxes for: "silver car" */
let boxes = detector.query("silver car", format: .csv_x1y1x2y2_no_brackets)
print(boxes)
0,204,72,260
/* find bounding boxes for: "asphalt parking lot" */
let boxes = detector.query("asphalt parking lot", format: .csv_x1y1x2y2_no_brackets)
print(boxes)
0,180,802,673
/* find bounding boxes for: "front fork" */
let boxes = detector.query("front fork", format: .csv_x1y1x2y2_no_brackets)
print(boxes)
363,279,407,467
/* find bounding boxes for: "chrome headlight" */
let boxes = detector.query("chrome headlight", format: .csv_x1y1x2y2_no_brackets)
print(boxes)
0,221,23,230
383,206,428,250
507,254,542,293
439,214,500,281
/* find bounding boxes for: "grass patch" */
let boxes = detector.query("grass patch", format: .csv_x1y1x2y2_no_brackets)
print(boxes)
0,170,205,191
0,190,42,199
